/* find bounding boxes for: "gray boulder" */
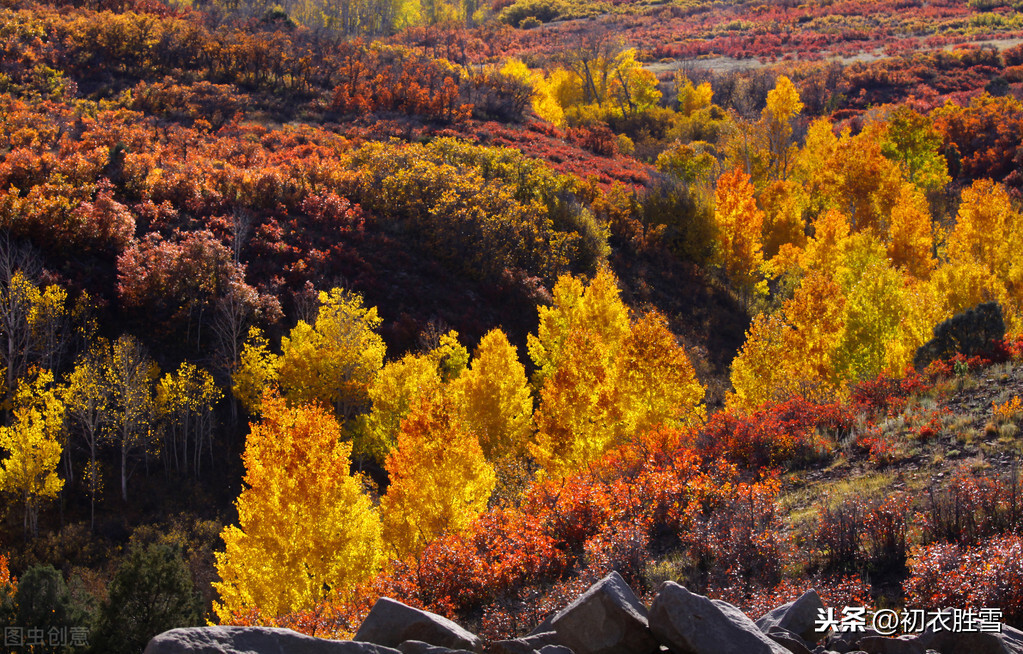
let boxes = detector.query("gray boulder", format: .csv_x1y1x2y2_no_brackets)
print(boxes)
1004,625,1023,653
545,571,659,654
856,636,923,654
397,641,475,654
824,630,879,653
765,627,814,654
648,582,789,654
757,591,826,643
913,629,1012,654
143,626,401,654
354,598,480,651
491,632,561,654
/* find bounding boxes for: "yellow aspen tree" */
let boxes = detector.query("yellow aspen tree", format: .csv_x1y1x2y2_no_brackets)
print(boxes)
278,288,385,420
656,140,719,188
714,168,767,302
887,183,935,278
104,334,159,503
360,353,442,463
802,208,852,279
527,267,630,389
782,272,847,399
449,328,533,462
759,180,807,261
946,179,1019,278
63,340,111,530
927,261,1010,325
0,368,65,536
794,118,843,219
232,327,279,415
156,362,222,478
675,73,713,117
836,257,907,380
880,105,950,194
531,327,612,476
762,75,804,181
425,330,469,383
381,397,495,559
730,271,849,411
530,269,707,475
29,282,69,373
608,48,662,117
214,393,382,620
612,311,706,436
0,272,41,396
886,278,946,373
943,180,1023,327
728,313,794,412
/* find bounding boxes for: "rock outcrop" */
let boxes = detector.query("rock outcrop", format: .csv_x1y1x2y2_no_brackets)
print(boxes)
756,590,826,643
143,626,402,654
144,577,1021,654
354,598,481,651
542,571,659,654
649,581,790,654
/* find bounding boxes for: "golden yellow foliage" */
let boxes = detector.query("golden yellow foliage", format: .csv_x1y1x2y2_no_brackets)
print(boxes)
762,75,804,181
528,267,630,389
0,368,65,536
232,327,279,415
729,273,847,410
887,183,935,278
214,393,382,620
278,288,385,419
714,168,767,300
530,270,705,475
449,328,533,461
675,73,714,117
381,397,495,559
361,352,442,463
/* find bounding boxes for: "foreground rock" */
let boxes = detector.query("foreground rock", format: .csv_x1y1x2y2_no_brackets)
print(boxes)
542,571,659,654
491,632,561,654
143,626,402,654
913,629,1020,654
756,590,825,644
649,582,789,654
354,598,481,651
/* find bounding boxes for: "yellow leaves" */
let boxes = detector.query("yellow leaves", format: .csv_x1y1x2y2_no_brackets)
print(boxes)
714,168,766,301
381,397,495,559
214,393,383,620
729,273,846,411
887,183,935,278
939,179,1023,329
0,367,65,535
233,327,279,415
614,311,707,434
675,73,713,117
762,75,803,181
531,328,611,475
233,287,385,420
656,140,718,188
764,76,804,126
728,313,792,411
360,351,443,463
945,179,1021,279
528,67,579,127
528,267,629,389
158,362,221,417
278,287,385,419
449,328,533,461
530,269,705,476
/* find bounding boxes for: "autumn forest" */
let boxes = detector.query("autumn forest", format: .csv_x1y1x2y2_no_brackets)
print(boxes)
3,0,1023,650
